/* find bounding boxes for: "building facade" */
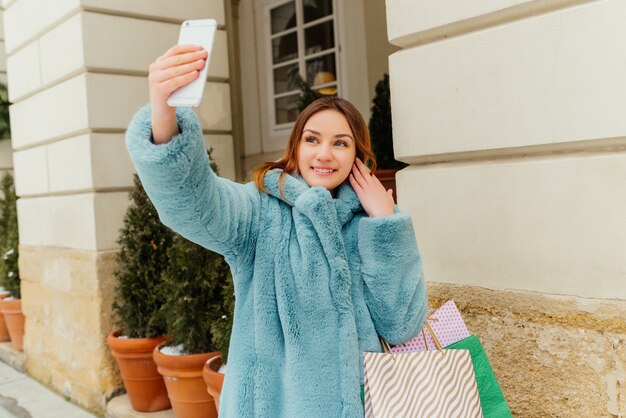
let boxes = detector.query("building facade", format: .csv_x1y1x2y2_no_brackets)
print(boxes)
1,0,624,416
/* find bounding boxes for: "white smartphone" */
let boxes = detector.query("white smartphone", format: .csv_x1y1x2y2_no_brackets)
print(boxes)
167,19,217,107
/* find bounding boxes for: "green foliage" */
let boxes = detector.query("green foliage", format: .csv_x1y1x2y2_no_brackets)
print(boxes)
112,174,174,338
295,75,324,112
369,74,408,170
0,172,19,297
209,271,235,363
159,150,235,357
160,234,233,355
0,84,11,140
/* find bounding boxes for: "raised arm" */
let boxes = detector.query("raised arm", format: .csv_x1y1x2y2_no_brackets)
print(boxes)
125,104,259,258
358,213,428,345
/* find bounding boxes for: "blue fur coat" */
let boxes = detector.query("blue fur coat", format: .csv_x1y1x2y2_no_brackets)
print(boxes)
126,105,427,417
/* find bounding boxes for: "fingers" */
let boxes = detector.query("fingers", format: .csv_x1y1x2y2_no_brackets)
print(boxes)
349,173,362,191
354,158,371,180
162,71,200,93
149,45,208,102
159,44,204,61
151,59,206,83
152,49,208,72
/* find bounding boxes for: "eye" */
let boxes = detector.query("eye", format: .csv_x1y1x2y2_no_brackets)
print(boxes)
304,136,318,143
334,140,349,147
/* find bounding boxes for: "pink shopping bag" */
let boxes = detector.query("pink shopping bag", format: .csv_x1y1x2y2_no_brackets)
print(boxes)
391,300,470,353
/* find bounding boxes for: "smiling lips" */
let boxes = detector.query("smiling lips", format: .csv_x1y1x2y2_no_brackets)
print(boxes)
312,167,337,176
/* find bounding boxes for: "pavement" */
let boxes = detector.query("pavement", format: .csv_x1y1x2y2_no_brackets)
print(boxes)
0,357,98,418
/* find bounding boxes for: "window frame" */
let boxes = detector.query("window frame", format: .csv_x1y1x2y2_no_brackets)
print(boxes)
264,0,341,134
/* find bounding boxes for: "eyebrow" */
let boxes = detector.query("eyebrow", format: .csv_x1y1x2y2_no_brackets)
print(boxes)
303,129,353,141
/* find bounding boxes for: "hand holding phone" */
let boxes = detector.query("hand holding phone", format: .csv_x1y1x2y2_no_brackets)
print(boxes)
147,19,217,142
167,19,217,107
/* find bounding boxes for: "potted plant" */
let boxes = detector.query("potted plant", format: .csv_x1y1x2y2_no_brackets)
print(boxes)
369,73,408,203
153,232,232,418
0,287,10,343
294,74,336,112
202,272,235,411
0,172,24,351
106,174,173,412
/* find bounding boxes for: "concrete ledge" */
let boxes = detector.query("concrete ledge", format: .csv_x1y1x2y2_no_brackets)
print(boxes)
0,341,25,372
105,395,174,418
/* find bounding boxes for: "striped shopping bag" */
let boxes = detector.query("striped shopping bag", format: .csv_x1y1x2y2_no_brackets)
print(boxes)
364,324,483,418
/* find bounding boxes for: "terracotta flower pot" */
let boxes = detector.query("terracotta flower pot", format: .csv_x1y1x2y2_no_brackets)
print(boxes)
153,345,219,418
106,332,171,412
0,299,24,351
375,168,399,203
0,292,11,342
203,354,224,411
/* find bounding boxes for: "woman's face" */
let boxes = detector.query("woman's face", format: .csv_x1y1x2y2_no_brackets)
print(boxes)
298,109,357,192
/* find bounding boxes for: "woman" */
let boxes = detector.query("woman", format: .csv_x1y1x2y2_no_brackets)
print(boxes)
126,44,427,417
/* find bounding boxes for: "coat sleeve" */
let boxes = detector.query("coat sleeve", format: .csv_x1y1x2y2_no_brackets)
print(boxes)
125,104,259,258
358,212,428,345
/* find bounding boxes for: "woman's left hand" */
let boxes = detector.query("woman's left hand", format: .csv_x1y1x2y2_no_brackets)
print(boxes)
349,158,395,217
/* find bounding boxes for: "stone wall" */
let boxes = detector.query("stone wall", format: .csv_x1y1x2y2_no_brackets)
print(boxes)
3,0,234,414
389,0,626,415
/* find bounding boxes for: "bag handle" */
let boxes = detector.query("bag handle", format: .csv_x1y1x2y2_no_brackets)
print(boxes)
379,317,442,362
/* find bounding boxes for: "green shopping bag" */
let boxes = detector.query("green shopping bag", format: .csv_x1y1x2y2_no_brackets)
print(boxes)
446,335,512,418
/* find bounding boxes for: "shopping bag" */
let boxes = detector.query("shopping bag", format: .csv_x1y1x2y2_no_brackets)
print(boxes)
392,300,470,353
364,326,483,418
446,336,512,418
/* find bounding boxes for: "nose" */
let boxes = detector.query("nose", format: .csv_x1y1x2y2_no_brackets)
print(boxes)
316,144,333,161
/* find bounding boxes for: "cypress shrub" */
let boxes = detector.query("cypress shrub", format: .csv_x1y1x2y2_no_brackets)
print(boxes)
369,73,408,170
111,174,173,338
0,172,19,298
159,153,236,359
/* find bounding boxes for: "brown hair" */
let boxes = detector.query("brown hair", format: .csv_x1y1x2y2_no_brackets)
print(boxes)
252,96,377,193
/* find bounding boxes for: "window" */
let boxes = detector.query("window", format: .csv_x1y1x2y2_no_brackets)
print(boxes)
266,0,339,130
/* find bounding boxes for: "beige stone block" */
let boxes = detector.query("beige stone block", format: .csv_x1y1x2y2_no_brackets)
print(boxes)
47,134,92,193
615,338,626,415
93,192,129,251
204,134,235,181
0,40,6,71
398,151,626,300
12,146,48,195
5,38,41,101
390,0,626,160
81,13,229,80
10,73,229,149
386,0,585,46
80,0,226,26
21,245,122,415
210,29,229,80
2,0,78,54
91,133,135,190
10,74,88,149
195,81,231,131
0,139,12,169
82,13,176,75
38,12,83,87
48,132,134,193
17,193,96,250
85,73,148,131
